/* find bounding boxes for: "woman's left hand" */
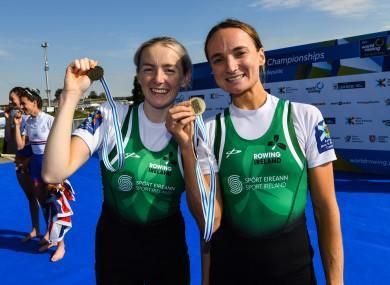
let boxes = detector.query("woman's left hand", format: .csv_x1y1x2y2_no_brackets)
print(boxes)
166,101,196,150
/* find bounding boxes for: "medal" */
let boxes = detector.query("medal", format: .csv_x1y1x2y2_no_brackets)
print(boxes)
87,66,104,81
190,97,206,116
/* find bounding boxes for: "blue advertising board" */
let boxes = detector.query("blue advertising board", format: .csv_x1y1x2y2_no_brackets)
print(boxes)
179,30,390,175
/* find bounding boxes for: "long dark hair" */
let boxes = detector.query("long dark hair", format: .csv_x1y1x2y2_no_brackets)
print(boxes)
19,88,43,109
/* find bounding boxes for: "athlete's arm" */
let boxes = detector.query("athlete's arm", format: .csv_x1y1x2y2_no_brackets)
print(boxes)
14,112,26,150
200,239,211,285
166,102,222,233
308,162,344,285
42,58,98,183
4,109,12,144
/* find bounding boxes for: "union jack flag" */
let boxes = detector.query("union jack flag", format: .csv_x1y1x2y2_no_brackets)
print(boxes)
46,179,75,243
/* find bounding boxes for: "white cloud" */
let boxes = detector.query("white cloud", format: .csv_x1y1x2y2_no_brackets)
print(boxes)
249,0,302,8
309,0,376,17
381,23,390,30
0,48,11,58
248,0,379,17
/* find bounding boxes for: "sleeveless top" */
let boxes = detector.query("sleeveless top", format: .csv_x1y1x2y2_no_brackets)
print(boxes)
101,105,185,224
214,99,308,237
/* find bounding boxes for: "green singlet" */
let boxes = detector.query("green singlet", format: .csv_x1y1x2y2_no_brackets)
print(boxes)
101,105,185,224
214,99,308,237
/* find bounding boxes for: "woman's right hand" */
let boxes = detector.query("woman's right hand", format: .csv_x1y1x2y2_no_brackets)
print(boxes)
13,110,22,126
166,101,196,151
62,58,98,103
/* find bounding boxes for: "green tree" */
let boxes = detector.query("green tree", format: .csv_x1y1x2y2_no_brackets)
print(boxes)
88,91,98,99
130,76,144,104
99,92,106,99
54,88,63,101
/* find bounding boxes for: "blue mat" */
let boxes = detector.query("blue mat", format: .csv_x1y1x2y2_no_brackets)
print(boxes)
0,158,389,284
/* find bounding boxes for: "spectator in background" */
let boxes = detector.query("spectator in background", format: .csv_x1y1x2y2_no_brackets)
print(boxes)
5,87,37,242
14,88,73,262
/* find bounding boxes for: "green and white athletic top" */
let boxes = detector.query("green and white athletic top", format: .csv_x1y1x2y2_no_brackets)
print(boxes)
197,93,336,237
73,103,185,224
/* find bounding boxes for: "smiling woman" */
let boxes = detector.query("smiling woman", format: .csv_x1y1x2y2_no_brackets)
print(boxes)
42,37,200,284
166,18,345,285
200,18,344,285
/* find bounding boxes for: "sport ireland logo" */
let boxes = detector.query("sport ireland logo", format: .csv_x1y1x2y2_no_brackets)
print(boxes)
227,175,243,194
117,175,134,192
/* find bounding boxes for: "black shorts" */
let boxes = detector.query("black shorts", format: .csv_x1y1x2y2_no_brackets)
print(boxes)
95,204,190,285
210,221,317,285
16,144,33,157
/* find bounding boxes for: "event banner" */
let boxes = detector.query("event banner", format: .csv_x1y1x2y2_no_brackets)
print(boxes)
178,30,390,175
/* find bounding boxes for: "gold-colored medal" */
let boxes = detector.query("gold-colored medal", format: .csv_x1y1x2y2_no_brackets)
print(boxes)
190,97,206,115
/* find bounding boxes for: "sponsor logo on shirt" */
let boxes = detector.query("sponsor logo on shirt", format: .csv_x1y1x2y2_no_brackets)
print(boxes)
125,152,140,159
78,110,103,135
117,175,134,192
225,148,242,158
227,174,289,194
227,175,243,194
252,135,286,165
267,135,286,151
315,120,334,153
148,163,173,176
163,151,177,166
148,152,177,176
253,151,282,165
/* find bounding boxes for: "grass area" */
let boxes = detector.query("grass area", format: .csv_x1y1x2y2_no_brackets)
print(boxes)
74,109,91,119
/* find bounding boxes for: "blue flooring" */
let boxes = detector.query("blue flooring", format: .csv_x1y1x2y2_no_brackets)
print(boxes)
0,158,389,285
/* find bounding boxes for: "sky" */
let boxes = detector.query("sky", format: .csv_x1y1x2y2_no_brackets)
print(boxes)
0,0,389,104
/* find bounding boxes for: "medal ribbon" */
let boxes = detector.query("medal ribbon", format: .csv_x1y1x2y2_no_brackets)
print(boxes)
194,115,216,242
99,77,125,172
